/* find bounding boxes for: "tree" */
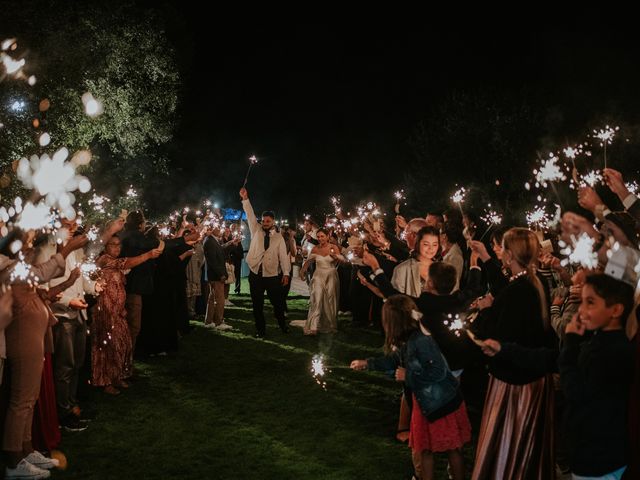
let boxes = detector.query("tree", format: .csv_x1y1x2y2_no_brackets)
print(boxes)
0,0,181,202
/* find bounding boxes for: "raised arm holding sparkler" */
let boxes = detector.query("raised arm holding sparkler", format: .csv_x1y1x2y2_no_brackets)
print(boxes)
239,187,291,337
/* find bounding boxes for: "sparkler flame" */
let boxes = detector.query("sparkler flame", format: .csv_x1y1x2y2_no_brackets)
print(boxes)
526,206,550,229
481,206,503,226
534,155,566,187
593,125,619,145
15,202,54,230
444,314,465,337
311,354,328,390
451,187,466,204
580,170,603,188
559,233,599,269
80,257,99,280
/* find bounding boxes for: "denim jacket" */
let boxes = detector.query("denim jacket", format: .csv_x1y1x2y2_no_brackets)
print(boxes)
368,329,459,418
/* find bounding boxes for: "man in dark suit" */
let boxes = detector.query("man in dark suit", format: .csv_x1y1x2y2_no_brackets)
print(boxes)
203,226,232,330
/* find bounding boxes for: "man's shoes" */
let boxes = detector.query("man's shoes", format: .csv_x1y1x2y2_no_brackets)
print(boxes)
5,459,51,479
215,322,233,331
254,332,265,339
71,406,92,424
24,451,59,470
62,415,88,433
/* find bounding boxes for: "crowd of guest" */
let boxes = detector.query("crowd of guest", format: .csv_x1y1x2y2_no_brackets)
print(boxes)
0,205,246,479
0,165,639,480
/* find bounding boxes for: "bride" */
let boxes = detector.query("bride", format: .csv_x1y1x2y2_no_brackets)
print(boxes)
294,228,344,335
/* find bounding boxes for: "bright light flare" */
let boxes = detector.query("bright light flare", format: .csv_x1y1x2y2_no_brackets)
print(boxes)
559,233,599,269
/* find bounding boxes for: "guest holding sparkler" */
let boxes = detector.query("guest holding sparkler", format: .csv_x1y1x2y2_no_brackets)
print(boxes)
1,232,87,479
239,188,291,338
350,295,471,480
469,227,556,480
37,218,102,432
297,228,344,335
394,217,428,252
120,211,198,359
92,234,161,395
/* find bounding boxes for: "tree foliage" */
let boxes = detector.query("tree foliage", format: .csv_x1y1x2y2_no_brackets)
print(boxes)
0,0,181,201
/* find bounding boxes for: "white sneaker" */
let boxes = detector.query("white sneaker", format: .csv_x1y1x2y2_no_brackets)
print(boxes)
5,459,51,479
215,322,233,331
24,452,59,470
224,299,234,306
204,323,217,329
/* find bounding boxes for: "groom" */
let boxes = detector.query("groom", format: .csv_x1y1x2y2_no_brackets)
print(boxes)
240,188,291,337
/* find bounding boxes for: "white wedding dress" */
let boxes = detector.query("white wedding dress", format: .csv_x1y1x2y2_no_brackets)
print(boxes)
291,254,340,334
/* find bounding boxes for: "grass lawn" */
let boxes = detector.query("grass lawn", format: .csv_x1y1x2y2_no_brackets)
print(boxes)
56,280,478,479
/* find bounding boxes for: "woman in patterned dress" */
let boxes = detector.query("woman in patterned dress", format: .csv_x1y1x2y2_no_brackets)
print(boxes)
92,236,160,395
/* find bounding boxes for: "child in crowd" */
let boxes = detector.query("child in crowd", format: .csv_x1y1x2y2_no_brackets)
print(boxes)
560,273,634,480
350,295,471,480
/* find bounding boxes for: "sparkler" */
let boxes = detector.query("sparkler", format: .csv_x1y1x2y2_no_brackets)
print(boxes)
526,205,551,230
88,193,110,214
17,148,88,215
592,125,619,169
15,201,54,230
443,314,465,337
311,354,329,390
451,187,466,216
559,233,599,269
393,190,405,214
580,170,603,188
242,155,259,188
80,256,100,280
86,225,100,242
534,155,566,188
9,253,40,286
479,205,503,241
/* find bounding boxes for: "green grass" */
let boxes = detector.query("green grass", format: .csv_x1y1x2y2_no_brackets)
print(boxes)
56,280,477,479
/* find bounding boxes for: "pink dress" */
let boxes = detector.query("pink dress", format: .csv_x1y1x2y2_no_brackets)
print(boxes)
409,394,472,453
91,255,132,387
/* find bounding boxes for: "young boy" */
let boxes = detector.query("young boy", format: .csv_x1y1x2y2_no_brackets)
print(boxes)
560,273,634,480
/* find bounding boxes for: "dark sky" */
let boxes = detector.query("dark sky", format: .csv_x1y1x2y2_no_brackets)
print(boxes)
161,18,640,219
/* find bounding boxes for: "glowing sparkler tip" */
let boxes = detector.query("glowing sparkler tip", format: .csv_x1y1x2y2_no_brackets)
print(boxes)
451,187,466,204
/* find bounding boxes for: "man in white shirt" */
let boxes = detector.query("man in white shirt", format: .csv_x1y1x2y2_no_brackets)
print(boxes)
39,219,99,431
240,188,291,338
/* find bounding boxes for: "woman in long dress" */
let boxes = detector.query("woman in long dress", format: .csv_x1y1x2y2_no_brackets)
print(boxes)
297,229,344,335
92,235,160,394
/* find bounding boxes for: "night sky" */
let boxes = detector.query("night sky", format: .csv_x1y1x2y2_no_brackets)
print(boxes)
163,20,640,220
